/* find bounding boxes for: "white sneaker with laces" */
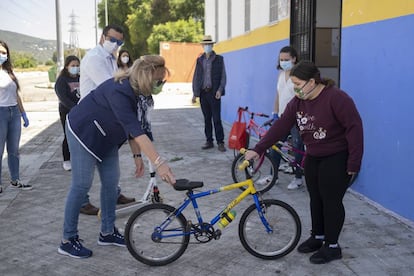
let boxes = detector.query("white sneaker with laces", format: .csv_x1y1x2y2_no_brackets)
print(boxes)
287,178,303,190
255,175,274,186
63,161,72,171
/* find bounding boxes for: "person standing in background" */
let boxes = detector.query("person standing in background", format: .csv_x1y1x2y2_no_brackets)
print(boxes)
270,46,305,190
192,35,227,152
117,49,132,71
0,40,32,193
54,55,81,172
79,24,135,206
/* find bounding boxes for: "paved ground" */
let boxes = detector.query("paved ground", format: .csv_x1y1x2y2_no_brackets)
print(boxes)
1,75,414,275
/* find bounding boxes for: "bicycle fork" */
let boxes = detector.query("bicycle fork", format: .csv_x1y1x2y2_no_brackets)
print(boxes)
252,193,273,233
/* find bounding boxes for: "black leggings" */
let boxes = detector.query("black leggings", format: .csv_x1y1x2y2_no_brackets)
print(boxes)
304,151,351,244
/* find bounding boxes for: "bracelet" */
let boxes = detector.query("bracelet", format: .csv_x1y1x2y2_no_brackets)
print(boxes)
133,153,142,159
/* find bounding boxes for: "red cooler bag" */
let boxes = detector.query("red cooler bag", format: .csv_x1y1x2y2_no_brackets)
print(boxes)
228,109,247,150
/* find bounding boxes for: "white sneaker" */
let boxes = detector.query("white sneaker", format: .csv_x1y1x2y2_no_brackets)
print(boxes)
284,166,294,174
279,163,289,171
63,161,72,171
255,175,274,186
287,178,303,190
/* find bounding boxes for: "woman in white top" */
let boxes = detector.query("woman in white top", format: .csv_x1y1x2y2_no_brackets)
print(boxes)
271,46,304,190
0,40,31,193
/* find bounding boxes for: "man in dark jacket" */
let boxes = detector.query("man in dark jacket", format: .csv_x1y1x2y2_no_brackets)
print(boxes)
192,35,227,152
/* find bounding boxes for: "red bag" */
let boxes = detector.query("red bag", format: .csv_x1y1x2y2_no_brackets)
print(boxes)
228,109,247,150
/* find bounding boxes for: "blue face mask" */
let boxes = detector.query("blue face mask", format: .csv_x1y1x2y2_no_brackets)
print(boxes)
68,66,80,75
280,60,293,71
203,44,213,54
0,54,8,65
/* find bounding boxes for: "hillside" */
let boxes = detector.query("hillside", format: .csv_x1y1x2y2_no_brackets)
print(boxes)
0,30,59,63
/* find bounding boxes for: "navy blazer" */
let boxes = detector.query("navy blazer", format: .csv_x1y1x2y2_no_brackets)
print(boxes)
67,78,145,162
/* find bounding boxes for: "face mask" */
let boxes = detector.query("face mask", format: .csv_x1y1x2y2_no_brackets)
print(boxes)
121,56,129,64
102,40,118,54
152,80,165,95
280,60,293,71
68,66,80,75
0,54,8,65
294,81,318,100
203,44,213,54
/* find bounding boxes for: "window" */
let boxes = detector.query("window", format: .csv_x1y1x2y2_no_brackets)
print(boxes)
245,0,251,32
270,0,278,22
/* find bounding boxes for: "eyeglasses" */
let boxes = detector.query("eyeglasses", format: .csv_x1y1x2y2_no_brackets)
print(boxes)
106,35,124,46
155,80,166,87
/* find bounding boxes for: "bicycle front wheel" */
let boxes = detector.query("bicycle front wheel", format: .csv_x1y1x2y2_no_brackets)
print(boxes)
231,152,277,193
239,199,301,259
125,203,189,266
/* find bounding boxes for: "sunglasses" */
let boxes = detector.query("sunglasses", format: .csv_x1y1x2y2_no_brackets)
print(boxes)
107,36,124,46
155,80,166,87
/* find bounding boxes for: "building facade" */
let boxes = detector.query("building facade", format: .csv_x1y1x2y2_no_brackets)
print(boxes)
204,0,414,223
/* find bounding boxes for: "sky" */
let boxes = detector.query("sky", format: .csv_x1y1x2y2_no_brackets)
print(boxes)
0,0,102,49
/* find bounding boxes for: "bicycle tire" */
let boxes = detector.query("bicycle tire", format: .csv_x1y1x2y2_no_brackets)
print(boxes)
238,199,301,259
125,203,189,266
231,151,278,193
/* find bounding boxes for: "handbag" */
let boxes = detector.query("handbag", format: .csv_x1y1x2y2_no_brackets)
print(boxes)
228,108,247,150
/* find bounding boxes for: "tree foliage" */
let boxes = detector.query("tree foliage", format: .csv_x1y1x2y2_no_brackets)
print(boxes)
98,0,204,58
11,51,37,68
147,18,203,53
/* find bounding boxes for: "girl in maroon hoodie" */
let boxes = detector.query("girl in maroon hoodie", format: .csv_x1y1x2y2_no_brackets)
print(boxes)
244,60,363,264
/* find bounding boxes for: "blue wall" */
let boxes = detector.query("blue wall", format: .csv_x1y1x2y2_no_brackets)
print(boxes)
221,40,289,127
341,14,414,221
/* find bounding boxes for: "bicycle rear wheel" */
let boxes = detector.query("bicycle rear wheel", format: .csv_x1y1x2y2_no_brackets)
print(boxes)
125,203,189,266
239,199,301,259
231,152,277,193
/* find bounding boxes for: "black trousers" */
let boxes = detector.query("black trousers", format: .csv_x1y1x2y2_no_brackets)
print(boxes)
199,90,224,144
304,151,351,244
59,106,70,161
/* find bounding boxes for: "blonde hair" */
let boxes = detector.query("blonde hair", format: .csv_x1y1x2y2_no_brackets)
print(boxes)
114,55,169,96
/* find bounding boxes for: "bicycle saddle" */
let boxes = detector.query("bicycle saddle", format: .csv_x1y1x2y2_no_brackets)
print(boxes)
174,179,204,191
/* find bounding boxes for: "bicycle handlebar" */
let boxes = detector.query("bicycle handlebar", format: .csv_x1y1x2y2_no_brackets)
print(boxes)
238,106,270,118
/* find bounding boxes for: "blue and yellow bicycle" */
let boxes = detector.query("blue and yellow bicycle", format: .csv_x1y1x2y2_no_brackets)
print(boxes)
125,158,301,266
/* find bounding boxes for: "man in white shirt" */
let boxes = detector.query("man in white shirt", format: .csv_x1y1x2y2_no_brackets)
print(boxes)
78,24,135,214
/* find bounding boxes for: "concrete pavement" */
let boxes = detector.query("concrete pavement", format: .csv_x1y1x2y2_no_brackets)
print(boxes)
1,78,414,275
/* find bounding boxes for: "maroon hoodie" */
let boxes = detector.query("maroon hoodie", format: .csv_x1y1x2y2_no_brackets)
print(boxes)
254,85,363,172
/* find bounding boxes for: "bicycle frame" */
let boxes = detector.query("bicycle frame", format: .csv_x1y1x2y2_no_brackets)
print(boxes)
271,142,306,170
156,178,273,239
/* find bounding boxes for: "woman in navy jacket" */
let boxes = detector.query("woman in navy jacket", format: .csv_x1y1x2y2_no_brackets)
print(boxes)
58,55,175,259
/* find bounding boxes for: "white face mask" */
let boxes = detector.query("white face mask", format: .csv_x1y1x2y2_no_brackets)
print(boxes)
121,56,129,64
0,53,8,65
102,40,118,54
280,60,293,71
68,66,80,75
203,44,213,54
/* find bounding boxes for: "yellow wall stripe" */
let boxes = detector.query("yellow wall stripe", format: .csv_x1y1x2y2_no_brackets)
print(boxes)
214,19,290,54
342,0,414,27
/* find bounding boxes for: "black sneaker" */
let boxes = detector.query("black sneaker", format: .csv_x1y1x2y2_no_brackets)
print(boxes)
10,180,32,191
309,244,342,264
98,227,125,247
58,236,93,259
297,236,323,253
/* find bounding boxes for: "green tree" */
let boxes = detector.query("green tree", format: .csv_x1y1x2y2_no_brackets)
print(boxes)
147,18,203,54
11,51,37,68
98,0,204,57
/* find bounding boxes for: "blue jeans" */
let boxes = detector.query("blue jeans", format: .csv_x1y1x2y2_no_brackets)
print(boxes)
63,124,120,239
269,126,304,179
0,105,21,186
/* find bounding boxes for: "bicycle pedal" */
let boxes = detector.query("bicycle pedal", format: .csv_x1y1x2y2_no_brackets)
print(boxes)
214,229,222,240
